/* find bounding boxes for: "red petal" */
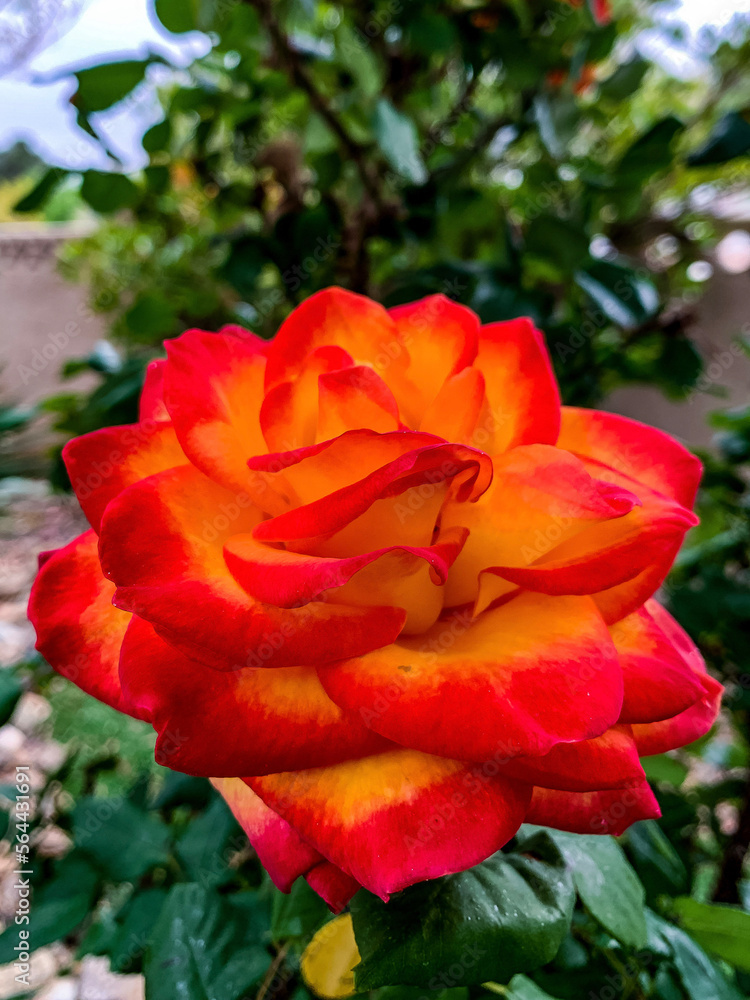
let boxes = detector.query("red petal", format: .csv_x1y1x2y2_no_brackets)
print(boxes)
264,287,409,391
27,529,143,718
212,778,361,910
120,617,390,775
628,602,722,753
139,360,169,423
224,527,466,606
226,525,467,637
164,328,268,493
260,345,355,453
63,421,186,532
211,778,322,892
592,0,612,25
558,407,702,509
473,318,561,452
388,295,479,423
252,434,492,545
526,782,661,836
317,365,401,440
632,674,723,755
99,465,406,669
484,453,696,608
419,366,486,442
441,444,639,608
568,458,696,624
305,862,362,913
247,428,443,526
248,748,530,898
647,599,704,669
504,725,645,792
592,539,683,625
613,603,706,723
319,592,623,761
491,498,695,599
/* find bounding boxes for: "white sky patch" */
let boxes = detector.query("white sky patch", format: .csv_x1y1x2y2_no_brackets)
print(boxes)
0,0,207,169
640,0,750,79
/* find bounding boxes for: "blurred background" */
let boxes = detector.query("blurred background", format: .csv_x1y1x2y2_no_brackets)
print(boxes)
0,0,749,997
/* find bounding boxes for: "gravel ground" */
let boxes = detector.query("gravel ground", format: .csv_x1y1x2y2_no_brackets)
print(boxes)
0,479,144,999
0,478,86,668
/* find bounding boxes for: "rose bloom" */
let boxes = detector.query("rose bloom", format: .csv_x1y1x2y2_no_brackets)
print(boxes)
30,289,721,911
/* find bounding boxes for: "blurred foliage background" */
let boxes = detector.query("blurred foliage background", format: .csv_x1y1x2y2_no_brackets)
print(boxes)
0,0,749,997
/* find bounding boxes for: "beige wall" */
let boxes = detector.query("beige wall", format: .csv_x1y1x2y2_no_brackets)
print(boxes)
0,224,104,410
608,267,750,449
0,225,104,473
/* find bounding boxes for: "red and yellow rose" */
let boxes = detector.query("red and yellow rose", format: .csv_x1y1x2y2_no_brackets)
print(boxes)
29,288,721,911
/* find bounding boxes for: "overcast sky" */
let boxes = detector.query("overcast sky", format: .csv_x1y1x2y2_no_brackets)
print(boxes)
0,0,748,172
0,0,206,169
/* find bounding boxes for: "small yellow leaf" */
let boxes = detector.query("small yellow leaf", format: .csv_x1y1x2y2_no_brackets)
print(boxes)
301,913,361,999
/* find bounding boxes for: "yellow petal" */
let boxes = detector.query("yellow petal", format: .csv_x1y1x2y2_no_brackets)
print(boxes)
301,913,360,1000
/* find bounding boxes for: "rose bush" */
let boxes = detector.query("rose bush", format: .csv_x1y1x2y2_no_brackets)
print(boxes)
29,288,721,912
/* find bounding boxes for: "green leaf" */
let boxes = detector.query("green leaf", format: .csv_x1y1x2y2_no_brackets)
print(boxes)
641,754,689,787
124,292,178,339
77,906,120,960
625,820,688,897
598,59,648,101
473,284,548,326
73,796,170,881
144,164,170,193
373,99,428,185
152,772,212,811
335,25,383,99
585,22,618,62
80,888,167,973
504,975,564,999
154,0,201,33
403,12,458,56
0,406,34,433
574,260,659,329
379,989,468,1000
221,236,268,298
110,888,169,973
176,796,240,886
542,829,647,948
271,877,332,943
688,111,750,167
645,908,676,959
142,118,172,154
0,669,23,726
614,116,684,187
525,216,590,273
13,168,68,213
72,59,153,114
646,911,744,1000
145,884,271,1000
534,95,579,160
672,898,750,972
656,337,703,397
80,171,140,213
155,0,232,33
0,853,100,962
351,832,575,989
